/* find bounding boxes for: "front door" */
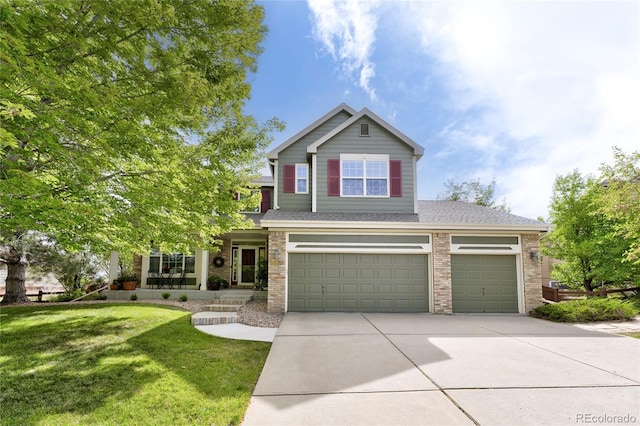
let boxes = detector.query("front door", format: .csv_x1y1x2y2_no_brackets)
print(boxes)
241,248,256,284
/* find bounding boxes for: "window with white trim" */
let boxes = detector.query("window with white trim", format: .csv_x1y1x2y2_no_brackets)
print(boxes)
340,154,389,197
295,163,309,194
149,249,196,274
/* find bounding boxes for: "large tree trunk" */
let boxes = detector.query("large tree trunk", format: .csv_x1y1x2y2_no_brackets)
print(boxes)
583,277,594,292
1,254,30,305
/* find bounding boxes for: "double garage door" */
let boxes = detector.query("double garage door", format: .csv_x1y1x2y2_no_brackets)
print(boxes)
288,253,518,313
288,253,428,312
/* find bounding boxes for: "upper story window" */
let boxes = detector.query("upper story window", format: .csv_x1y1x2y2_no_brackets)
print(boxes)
360,123,370,136
239,189,260,213
295,163,308,194
340,154,389,197
283,163,309,194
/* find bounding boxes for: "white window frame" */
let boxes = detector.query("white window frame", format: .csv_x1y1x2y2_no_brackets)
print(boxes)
295,163,309,194
148,250,197,274
340,153,389,198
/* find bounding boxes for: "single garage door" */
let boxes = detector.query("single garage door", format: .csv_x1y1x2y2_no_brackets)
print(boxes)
451,255,518,313
288,253,428,312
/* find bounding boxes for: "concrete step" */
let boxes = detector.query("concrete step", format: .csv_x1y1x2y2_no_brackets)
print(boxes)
214,298,251,305
191,311,238,326
204,304,243,312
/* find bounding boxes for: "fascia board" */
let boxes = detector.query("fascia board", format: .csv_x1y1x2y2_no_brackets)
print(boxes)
267,103,356,159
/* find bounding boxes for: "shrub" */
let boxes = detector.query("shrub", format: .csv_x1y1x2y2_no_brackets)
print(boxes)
532,297,639,322
179,294,188,302
83,292,108,301
49,290,83,302
130,293,138,301
162,292,170,300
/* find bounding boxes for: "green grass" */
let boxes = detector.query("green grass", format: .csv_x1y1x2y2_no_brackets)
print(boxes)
623,332,640,339
532,297,639,322
0,303,271,425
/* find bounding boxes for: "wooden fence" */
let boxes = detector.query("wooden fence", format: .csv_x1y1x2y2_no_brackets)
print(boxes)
542,286,640,302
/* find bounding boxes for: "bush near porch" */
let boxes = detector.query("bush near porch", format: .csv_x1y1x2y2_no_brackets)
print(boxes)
0,304,270,425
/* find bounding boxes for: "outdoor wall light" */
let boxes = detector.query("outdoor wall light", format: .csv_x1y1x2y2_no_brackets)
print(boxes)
529,250,540,262
273,248,280,260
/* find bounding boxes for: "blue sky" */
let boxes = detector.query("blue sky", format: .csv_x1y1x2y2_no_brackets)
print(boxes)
244,1,640,220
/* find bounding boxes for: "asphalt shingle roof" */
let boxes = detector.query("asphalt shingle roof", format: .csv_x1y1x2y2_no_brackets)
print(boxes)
416,201,545,226
261,200,547,228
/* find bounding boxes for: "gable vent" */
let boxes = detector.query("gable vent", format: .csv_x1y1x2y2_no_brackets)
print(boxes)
360,123,369,136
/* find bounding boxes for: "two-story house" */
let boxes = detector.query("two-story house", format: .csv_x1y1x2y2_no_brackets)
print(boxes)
126,103,547,314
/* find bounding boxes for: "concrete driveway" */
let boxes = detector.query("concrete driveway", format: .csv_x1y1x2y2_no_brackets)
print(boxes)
243,313,640,425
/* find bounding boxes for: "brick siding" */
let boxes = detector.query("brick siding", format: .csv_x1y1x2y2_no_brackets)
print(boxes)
432,233,452,314
521,233,544,313
267,231,286,313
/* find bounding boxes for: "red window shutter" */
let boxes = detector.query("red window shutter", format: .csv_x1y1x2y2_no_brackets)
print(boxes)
390,160,402,197
327,159,340,196
283,164,295,193
260,188,271,213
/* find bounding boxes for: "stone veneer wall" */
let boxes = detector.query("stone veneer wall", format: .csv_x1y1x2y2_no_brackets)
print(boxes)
432,233,452,314
267,231,286,313
521,233,543,313
208,238,232,284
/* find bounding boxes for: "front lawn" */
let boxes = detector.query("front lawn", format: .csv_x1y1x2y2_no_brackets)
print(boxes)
0,303,271,425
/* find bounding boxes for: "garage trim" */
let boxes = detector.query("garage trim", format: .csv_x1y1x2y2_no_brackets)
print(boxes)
450,234,524,314
288,233,431,254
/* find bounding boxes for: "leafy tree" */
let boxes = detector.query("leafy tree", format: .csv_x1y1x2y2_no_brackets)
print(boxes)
0,0,282,304
597,148,640,264
437,178,511,212
541,170,638,291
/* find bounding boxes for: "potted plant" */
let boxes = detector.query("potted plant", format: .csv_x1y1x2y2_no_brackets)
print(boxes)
207,275,228,291
118,267,139,291
110,278,122,291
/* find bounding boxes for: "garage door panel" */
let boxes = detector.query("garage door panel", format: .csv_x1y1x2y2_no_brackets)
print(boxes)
395,283,409,294
378,283,393,294
343,283,358,293
452,255,518,314
344,268,357,279
325,283,341,294
288,253,428,312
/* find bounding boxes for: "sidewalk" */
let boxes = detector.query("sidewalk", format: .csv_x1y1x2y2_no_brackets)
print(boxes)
573,316,640,335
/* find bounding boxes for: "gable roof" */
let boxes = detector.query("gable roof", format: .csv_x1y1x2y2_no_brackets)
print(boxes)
267,103,356,159
261,200,548,231
306,107,424,159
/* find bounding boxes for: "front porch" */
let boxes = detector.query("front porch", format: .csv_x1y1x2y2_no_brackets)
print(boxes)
103,288,266,301
107,230,269,292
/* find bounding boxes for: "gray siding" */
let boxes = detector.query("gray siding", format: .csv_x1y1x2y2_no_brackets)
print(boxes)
316,118,416,213
277,111,352,211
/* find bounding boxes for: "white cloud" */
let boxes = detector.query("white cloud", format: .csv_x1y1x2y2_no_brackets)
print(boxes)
396,1,640,218
308,0,380,101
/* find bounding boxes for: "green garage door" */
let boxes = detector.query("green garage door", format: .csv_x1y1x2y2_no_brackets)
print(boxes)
451,255,518,313
288,253,428,312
